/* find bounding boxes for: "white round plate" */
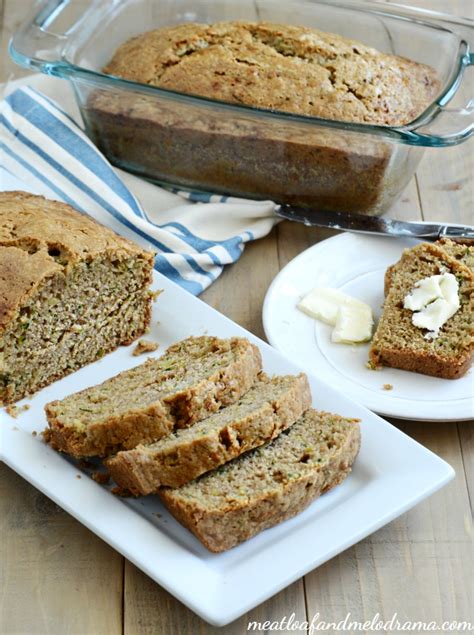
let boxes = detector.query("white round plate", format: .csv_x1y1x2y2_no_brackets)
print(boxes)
263,233,473,421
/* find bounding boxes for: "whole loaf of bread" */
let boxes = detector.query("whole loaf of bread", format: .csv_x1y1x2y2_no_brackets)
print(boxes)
103,21,439,125
86,21,439,213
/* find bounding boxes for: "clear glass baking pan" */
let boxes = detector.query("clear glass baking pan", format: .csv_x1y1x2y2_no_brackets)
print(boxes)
9,0,474,215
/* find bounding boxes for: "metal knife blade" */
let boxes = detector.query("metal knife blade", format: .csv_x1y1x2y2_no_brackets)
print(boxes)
275,205,474,241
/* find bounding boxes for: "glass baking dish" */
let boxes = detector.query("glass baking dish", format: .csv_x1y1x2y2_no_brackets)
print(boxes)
9,0,474,215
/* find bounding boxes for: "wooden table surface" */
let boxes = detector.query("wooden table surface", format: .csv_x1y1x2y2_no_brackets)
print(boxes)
1,1,472,633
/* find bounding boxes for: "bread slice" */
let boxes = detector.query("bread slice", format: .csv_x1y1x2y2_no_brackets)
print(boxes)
159,410,360,552
370,241,473,378
106,372,312,493
0,191,154,404
45,336,262,458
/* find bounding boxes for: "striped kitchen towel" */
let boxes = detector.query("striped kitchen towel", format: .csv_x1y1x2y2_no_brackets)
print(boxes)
0,85,278,295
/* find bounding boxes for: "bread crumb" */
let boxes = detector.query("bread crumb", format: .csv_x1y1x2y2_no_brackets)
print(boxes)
133,339,159,356
382,383,393,391
76,474,82,479
111,486,132,497
32,431,37,437
151,289,163,302
5,403,30,418
91,471,111,485
366,361,380,370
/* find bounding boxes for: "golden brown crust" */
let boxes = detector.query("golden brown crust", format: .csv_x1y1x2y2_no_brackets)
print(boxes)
0,191,154,334
384,263,396,297
0,245,60,334
45,338,263,458
106,373,312,493
370,345,473,380
160,415,360,552
91,21,439,214
103,21,439,126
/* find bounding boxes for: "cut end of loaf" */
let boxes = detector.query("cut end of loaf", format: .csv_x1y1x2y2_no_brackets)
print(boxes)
0,191,155,404
0,253,153,404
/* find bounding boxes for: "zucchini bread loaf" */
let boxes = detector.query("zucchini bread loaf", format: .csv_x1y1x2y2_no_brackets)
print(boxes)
103,21,437,126
369,240,474,378
85,21,439,213
0,191,154,404
45,336,262,457
106,372,312,492
160,409,361,552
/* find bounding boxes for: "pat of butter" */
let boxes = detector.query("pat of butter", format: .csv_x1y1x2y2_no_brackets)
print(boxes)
297,287,374,343
404,275,443,311
332,304,374,343
404,272,460,339
297,287,370,326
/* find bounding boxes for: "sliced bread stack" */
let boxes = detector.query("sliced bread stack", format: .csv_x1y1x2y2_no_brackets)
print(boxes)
45,336,262,457
44,335,360,551
105,372,312,492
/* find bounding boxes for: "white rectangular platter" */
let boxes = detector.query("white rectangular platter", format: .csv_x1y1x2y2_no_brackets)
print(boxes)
1,271,454,626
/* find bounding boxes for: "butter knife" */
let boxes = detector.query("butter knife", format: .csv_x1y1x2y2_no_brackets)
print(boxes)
275,205,474,241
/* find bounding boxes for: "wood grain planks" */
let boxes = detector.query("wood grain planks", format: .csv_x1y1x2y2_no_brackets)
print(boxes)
0,0,472,633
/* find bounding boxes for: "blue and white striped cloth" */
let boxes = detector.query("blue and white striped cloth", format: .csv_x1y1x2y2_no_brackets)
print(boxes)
0,83,278,295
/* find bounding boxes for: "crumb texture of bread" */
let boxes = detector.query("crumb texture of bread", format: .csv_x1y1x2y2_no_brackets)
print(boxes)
160,410,361,552
370,240,474,379
106,372,312,493
0,191,155,404
45,336,262,458
103,21,438,126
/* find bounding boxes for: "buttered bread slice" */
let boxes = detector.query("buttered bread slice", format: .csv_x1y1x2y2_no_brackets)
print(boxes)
159,409,360,552
370,240,473,379
45,336,261,457
106,372,312,493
